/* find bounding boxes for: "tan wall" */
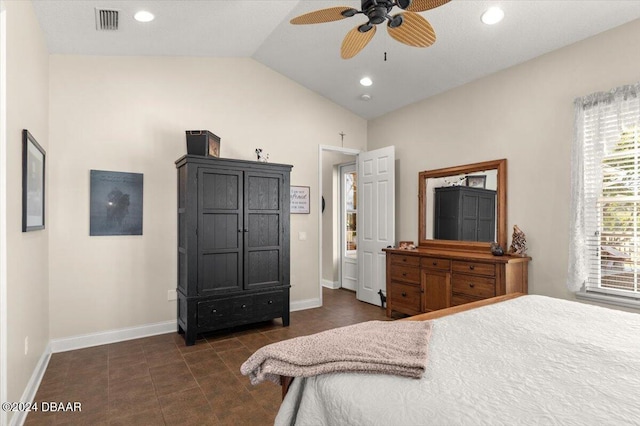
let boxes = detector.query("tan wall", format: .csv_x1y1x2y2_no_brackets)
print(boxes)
321,151,355,284
368,19,640,303
48,55,367,339
5,0,49,418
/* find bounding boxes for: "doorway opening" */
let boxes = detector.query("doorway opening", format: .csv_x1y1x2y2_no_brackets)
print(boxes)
318,145,360,306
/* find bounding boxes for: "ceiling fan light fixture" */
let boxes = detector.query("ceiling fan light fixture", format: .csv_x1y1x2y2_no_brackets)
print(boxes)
481,7,504,25
358,23,374,33
134,10,155,22
388,14,404,29
360,77,373,87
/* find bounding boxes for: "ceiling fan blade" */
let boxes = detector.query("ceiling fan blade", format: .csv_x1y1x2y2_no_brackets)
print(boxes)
341,24,376,59
387,12,436,48
290,7,357,25
405,0,451,13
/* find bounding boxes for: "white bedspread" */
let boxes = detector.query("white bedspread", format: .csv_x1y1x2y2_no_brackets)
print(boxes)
275,295,640,426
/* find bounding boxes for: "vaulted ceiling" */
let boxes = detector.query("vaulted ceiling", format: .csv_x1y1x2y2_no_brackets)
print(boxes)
32,0,640,119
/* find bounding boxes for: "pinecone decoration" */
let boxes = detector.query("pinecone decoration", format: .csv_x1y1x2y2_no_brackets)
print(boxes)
508,225,527,256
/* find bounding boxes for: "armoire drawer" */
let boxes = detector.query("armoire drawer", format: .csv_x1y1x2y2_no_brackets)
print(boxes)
197,299,235,327
253,291,283,316
388,281,421,314
197,295,253,326
451,274,496,299
390,265,420,284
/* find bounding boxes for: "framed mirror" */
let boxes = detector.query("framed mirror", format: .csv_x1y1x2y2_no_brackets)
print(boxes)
418,159,507,252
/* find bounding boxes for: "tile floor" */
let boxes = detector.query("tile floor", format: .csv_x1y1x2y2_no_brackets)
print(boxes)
25,288,389,425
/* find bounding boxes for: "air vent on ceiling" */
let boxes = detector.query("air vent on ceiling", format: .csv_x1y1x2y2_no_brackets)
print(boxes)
95,8,119,31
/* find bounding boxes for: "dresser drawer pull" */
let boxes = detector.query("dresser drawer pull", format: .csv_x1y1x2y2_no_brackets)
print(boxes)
469,283,475,288
241,304,247,309
401,292,407,297
469,265,475,270
268,300,273,304
402,272,407,277
432,261,437,266
402,258,407,262
211,309,217,313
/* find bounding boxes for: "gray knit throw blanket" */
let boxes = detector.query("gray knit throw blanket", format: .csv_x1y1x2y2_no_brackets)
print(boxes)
240,320,433,385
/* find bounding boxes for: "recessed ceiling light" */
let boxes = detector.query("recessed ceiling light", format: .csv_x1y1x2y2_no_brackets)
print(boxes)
360,77,373,87
481,7,504,25
134,10,155,22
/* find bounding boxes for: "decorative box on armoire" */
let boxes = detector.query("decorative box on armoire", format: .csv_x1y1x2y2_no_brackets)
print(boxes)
175,155,292,345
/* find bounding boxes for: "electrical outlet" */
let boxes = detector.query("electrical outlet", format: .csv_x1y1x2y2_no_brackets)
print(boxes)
24,336,28,355
167,290,177,301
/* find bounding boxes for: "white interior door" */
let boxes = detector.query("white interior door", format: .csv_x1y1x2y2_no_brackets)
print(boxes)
357,146,395,305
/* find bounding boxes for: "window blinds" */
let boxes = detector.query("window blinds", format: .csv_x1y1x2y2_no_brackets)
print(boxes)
579,86,640,296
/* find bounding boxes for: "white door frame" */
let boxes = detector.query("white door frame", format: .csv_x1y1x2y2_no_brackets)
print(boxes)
318,145,361,307
1,2,9,425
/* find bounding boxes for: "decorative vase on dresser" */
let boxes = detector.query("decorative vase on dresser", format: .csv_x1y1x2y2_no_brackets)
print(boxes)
175,155,292,345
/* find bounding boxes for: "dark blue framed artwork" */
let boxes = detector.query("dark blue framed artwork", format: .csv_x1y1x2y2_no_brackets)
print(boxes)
90,170,143,236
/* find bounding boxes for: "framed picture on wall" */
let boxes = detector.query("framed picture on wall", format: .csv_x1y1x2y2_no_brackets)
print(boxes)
90,170,144,236
22,129,46,232
290,186,310,214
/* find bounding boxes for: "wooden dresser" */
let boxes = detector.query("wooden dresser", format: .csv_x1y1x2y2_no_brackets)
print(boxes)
384,248,530,317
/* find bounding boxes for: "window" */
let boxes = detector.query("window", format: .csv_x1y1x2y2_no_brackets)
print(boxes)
344,169,357,254
570,84,640,302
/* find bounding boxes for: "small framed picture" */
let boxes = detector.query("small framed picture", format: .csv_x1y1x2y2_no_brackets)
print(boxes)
466,175,486,188
22,130,46,232
290,186,310,214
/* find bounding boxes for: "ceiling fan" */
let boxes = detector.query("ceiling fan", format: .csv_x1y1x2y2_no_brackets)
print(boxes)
290,0,451,59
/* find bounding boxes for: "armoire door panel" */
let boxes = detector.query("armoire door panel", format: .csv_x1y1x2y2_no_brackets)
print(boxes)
247,175,280,210
247,214,280,248
202,214,240,250
201,252,241,293
246,250,280,288
202,172,240,210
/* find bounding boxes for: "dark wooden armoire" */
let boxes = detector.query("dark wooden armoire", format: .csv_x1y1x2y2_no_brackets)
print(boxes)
175,155,292,345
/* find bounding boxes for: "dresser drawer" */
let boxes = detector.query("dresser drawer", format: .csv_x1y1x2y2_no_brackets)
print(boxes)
390,265,420,284
451,293,481,307
420,257,451,271
452,260,495,277
388,281,421,314
452,274,496,299
390,254,420,267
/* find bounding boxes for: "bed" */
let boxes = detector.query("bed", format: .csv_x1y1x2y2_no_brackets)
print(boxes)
274,294,640,425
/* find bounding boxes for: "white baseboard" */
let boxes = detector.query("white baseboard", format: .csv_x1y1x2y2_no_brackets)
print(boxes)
321,279,340,290
50,320,175,353
290,298,321,312
10,343,51,426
